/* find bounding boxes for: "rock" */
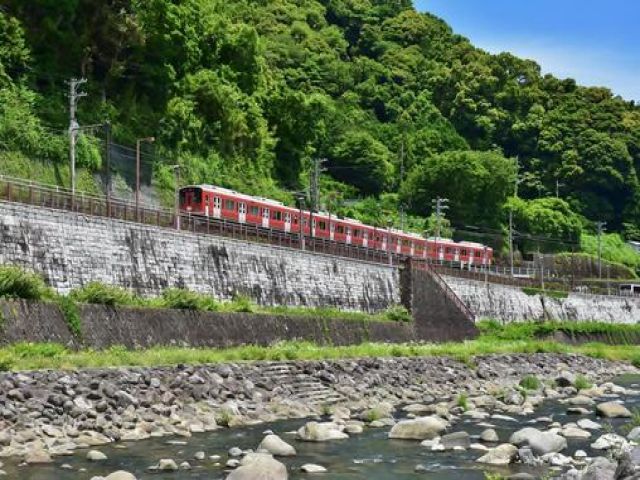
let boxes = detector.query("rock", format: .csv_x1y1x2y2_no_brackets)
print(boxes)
194,451,205,460
627,426,640,441
568,395,595,406
503,391,524,406
226,453,288,480
577,418,602,431
441,431,470,450
105,472,137,480
344,423,363,435
157,459,179,471
480,428,499,443
509,427,542,446
615,446,640,479
87,450,108,461
561,426,591,439
24,448,53,464
388,416,448,441
591,433,629,451
596,401,632,418
180,462,191,470
507,474,535,480
476,444,518,465
297,422,348,442
301,464,327,473
258,435,296,456
581,456,617,480
556,371,576,387
229,447,243,457
528,432,567,456
574,450,588,459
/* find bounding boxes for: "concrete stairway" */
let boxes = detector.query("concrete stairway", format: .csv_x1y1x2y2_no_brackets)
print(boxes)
257,363,344,405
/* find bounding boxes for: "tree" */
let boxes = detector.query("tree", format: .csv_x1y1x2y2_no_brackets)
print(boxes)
424,212,453,239
328,130,393,195
402,150,516,227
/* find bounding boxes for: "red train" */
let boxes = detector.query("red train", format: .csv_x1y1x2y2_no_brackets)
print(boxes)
179,185,493,265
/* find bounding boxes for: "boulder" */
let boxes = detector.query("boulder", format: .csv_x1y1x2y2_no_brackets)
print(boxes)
577,419,602,431
24,448,53,464
297,422,348,442
105,472,137,480
476,444,518,465
301,464,327,473
87,450,108,461
388,416,448,441
556,371,576,387
528,432,567,456
480,428,499,443
591,433,629,451
509,427,542,447
581,456,617,480
226,453,288,480
568,395,595,406
258,435,296,457
628,427,640,442
596,401,632,418
441,431,471,450
561,426,591,439
615,446,640,479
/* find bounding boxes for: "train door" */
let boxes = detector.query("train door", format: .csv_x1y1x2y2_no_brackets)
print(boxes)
311,219,316,237
454,248,460,262
330,222,335,241
284,212,292,233
262,208,269,228
238,202,247,224
363,231,368,248
381,235,387,252
204,194,210,217
438,245,444,261
346,227,352,244
396,239,401,254
213,196,221,218
410,242,415,256
469,249,474,266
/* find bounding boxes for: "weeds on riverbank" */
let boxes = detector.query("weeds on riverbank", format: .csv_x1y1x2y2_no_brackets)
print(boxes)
478,319,640,341
0,338,639,372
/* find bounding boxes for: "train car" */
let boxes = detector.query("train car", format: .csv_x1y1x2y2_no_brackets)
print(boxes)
179,185,494,265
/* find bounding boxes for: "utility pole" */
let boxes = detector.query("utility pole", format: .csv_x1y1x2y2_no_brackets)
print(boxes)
68,78,87,195
296,193,306,251
104,122,112,216
136,136,155,220
172,165,181,230
555,179,565,199
509,156,522,277
596,221,607,280
310,158,326,213
431,197,449,238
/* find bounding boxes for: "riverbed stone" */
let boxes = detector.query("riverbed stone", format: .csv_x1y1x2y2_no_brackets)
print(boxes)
480,428,499,443
301,464,327,473
227,453,287,480
581,456,617,480
86,450,108,461
577,419,602,431
388,416,448,441
528,432,567,455
441,431,471,450
24,448,53,464
297,422,348,442
476,444,518,465
591,433,630,451
258,435,296,456
105,472,137,480
627,427,640,442
596,401,632,418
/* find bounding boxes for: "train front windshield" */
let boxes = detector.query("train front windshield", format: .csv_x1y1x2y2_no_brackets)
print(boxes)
179,188,202,209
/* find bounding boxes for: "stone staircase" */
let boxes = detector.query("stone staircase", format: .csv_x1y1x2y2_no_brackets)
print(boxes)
257,363,344,405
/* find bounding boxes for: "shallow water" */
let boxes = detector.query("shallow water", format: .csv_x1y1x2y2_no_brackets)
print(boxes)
6,374,640,480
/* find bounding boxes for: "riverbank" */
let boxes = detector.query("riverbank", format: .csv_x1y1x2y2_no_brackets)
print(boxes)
0,353,637,470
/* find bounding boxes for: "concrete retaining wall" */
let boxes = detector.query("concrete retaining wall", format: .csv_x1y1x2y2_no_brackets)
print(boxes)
0,299,416,349
0,201,398,313
445,276,640,324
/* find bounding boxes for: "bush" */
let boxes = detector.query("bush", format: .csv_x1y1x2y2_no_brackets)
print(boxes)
384,305,412,323
229,294,256,313
519,375,541,391
56,296,82,337
70,282,137,306
0,265,51,300
161,288,219,311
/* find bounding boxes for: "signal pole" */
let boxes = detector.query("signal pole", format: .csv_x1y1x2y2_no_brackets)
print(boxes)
596,221,607,279
68,78,87,195
432,197,449,264
172,165,181,230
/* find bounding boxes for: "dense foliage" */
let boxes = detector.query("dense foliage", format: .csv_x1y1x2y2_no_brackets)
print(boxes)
1,0,639,260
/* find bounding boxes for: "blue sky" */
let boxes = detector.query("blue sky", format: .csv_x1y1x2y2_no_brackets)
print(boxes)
414,0,640,101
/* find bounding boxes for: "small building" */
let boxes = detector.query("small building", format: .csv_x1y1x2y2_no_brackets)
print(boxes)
619,284,640,296
628,241,640,253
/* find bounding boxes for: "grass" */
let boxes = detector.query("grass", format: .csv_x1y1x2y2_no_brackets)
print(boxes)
519,375,541,391
457,392,469,411
521,287,569,299
574,374,592,390
0,338,639,372
477,319,640,341
0,265,53,300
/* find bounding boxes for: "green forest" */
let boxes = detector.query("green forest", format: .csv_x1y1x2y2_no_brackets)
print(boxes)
1,0,639,266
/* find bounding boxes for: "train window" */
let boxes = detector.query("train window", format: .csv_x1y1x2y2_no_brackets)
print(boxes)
238,203,247,214
224,199,235,210
336,225,344,234
461,249,467,256
363,232,368,240
293,216,298,225
319,221,326,230
213,197,221,209
250,206,260,216
272,211,282,221
445,247,452,254
204,196,210,205
353,229,360,238
402,240,409,247
284,213,291,223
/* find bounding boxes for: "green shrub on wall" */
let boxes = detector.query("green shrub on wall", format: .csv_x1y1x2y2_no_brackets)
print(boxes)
0,265,51,300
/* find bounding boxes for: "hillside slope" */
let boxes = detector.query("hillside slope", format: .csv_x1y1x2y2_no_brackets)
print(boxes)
0,0,639,247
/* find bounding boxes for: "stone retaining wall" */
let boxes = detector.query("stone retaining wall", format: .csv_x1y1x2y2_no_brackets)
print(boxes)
0,201,398,313
445,276,640,323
